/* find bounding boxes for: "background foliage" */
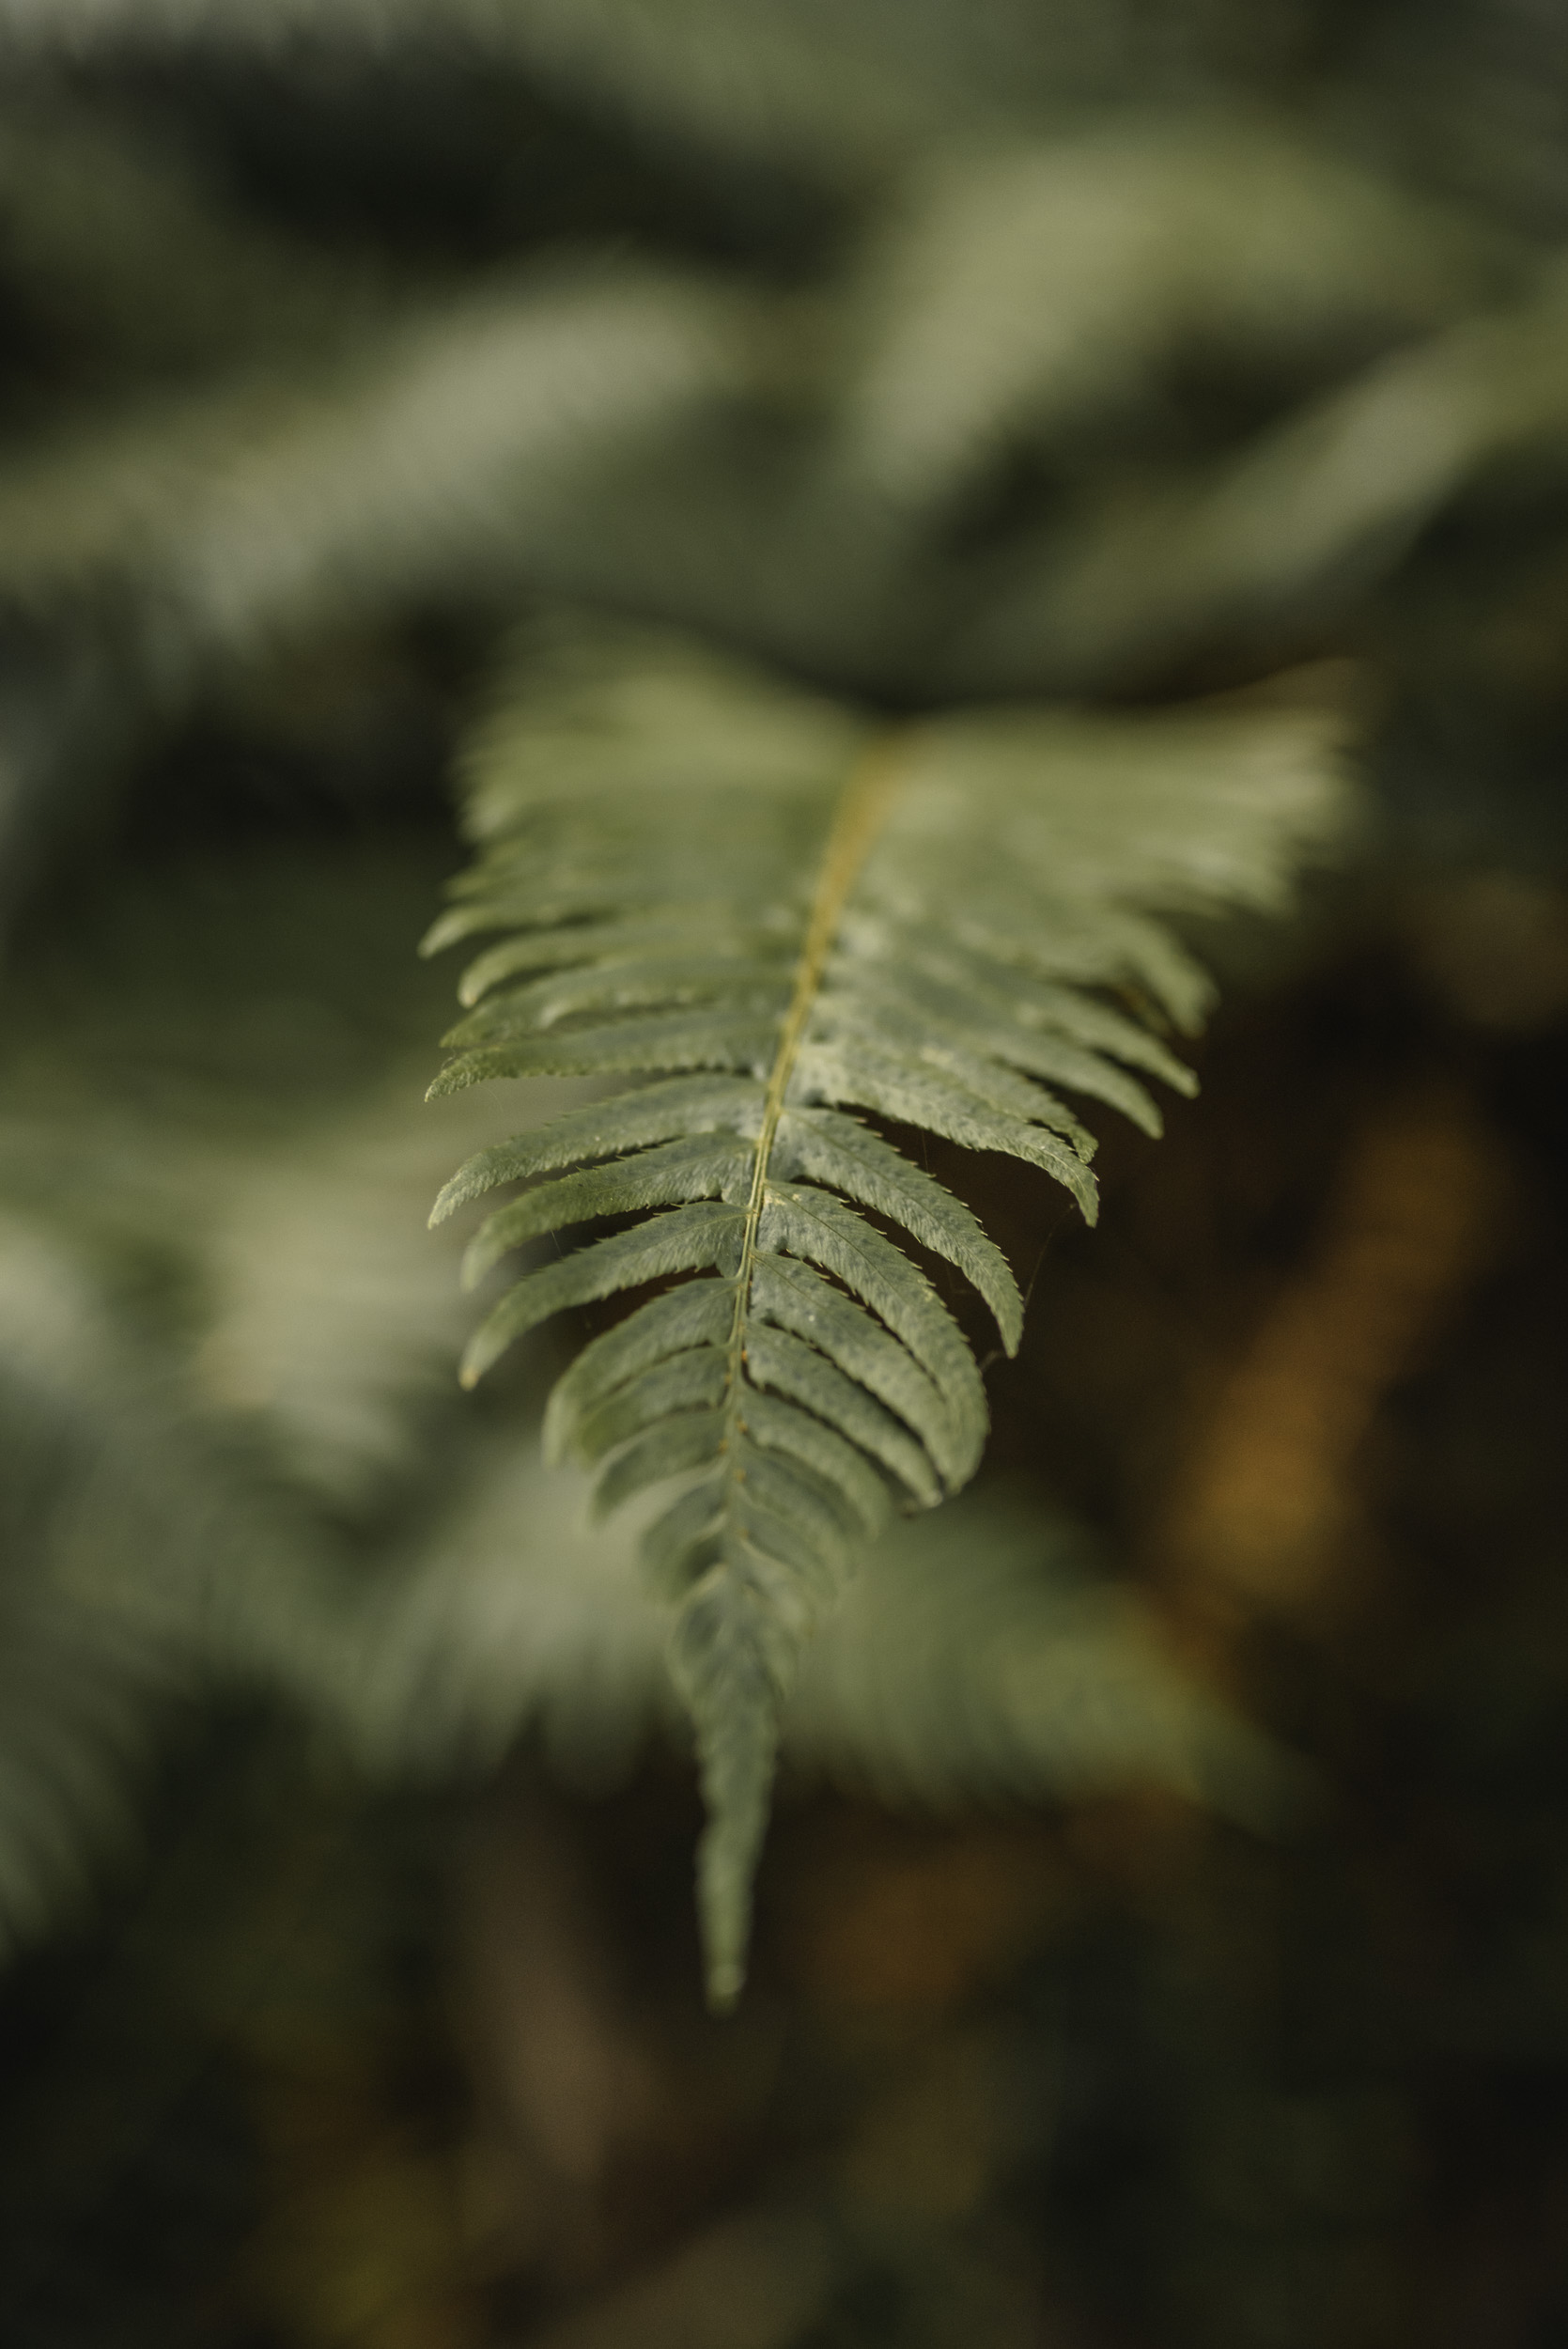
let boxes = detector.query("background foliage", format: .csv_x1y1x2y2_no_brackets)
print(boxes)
2,2,1568,2343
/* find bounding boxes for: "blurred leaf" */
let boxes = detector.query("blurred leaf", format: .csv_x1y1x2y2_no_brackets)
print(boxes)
0,263,753,652
834,117,1509,518
949,263,1568,693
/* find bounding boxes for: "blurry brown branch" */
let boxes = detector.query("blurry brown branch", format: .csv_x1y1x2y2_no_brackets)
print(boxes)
1158,1089,1508,1632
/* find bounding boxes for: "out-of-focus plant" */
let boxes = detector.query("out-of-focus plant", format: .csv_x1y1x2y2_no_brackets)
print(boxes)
0,0,1563,2030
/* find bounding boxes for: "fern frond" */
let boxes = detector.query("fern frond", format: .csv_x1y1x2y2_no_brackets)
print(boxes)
0,265,750,657
785,1487,1303,1828
0,837,546,1947
0,263,754,902
836,119,1506,519
319,1438,671,1792
194,1066,589,1509
947,263,1568,696
323,1453,1297,1839
0,1213,324,1952
2,833,536,1511
428,621,1350,2002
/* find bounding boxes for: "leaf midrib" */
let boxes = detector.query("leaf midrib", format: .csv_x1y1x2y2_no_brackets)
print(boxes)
722,736,908,1456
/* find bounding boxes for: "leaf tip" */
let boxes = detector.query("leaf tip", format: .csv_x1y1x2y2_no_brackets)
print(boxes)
992,1279,1026,1358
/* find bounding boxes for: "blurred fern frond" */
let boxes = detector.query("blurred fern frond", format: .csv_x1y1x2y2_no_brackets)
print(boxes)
0,82,1561,921
425,620,1349,1999
951,262,1568,696
0,1218,182,1950
0,837,538,1947
785,1488,1299,1827
0,262,752,654
835,117,1511,521
0,258,753,901
0,1211,348,1953
322,1455,1296,1835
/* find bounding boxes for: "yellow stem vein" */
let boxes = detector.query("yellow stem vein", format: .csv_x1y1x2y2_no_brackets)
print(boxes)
722,734,908,1430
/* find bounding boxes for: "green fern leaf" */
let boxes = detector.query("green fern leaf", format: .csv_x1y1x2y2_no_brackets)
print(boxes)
0,1212,332,1954
427,620,1350,2004
786,1485,1309,1829
838,122,1499,521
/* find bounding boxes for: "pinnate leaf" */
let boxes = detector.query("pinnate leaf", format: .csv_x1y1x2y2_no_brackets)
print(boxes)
428,619,1351,2000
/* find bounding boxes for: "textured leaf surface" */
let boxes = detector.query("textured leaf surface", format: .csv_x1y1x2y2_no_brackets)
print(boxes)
429,619,1350,2001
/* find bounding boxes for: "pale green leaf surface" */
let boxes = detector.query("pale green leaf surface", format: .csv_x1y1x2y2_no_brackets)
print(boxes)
736,1388,894,1541
573,1346,729,1462
742,1322,941,1507
755,1186,987,1428
748,1254,967,1487
545,1280,738,1463
796,1038,1101,1213
592,1408,728,1516
429,1009,781,1093
811,995,1108,1154
899,939,1201,1092
454,914,778,1006
714,1447,862,1590
459,1201,744,1386
460,1131,753,1285
445,954,794,1040
846,960,1168,1133
777,1107,1023,1349
432,1076,764,1221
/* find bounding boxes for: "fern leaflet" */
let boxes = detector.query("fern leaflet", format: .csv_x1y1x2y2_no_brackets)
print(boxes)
427,621,1348,2003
